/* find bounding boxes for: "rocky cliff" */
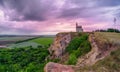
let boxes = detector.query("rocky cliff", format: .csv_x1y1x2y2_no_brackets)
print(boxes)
45,32,120,72
49,32,79,59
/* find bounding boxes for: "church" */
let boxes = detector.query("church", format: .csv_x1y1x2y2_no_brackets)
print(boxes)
76,22,83,32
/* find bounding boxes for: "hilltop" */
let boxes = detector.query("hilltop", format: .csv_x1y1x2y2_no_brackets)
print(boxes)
45,32,120,72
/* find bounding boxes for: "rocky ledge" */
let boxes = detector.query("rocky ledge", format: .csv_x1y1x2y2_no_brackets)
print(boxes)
44,62,75,72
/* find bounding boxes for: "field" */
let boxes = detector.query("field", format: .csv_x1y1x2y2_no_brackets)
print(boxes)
94,32,120,45
29,37,54,46
0,35,54,48
8,37,54,48
0,36,35,46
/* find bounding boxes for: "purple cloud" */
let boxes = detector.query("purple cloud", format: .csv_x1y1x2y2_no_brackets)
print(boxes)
0,0,120,35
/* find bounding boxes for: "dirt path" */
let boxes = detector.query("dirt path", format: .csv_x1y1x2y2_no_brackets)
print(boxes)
76,33,104,67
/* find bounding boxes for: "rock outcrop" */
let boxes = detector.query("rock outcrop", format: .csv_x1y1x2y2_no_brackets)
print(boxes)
49,32,79,59
44,62,75,72
49,33,71,59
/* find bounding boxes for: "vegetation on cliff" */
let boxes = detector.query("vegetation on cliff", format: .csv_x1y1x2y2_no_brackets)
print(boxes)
66,33,91,65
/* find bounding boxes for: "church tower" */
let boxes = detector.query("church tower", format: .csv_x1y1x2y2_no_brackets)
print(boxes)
76,22,83,32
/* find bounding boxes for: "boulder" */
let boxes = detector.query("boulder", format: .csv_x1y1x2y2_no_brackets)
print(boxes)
44,62,75,72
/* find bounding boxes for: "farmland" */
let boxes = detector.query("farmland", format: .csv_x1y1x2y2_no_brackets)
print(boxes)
0,35,54,48
0,36,35,46
8,37,54,48
29,37,54,46
94,32,120,45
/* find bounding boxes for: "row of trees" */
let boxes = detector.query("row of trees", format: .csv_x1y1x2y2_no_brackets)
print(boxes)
95,28,120,33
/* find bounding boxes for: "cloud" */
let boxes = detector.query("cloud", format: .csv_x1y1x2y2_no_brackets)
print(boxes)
0,0,58,21
96,0,120,7
0,0,120,35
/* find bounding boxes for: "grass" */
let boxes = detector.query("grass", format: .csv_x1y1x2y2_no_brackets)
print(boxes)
76,48,120,72
29,37,54,46
95,32,120,45
6,37,54,48
76,32,120,72
8,42,42,48
66,33,91,65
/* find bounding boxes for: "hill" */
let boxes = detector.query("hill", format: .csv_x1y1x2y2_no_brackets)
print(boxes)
0,32,120,72
45,32,120,72
76,32,120,72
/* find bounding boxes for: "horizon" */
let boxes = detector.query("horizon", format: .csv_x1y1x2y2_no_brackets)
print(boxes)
0,0,120,35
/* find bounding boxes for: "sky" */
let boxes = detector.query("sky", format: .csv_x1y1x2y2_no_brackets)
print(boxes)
0,0,120,35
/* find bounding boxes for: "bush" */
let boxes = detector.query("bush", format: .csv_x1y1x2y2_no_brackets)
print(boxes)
66,33,91,65
66,34,89,54
67,53,77,65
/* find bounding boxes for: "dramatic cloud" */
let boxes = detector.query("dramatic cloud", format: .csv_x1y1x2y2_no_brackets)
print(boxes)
0,0,120,35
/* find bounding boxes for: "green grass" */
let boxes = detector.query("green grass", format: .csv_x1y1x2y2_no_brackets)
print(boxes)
7,37,54,48
66,33,91,65
29,37,54,46
8,42,42,48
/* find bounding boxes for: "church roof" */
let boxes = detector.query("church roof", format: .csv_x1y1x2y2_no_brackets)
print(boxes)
76,26,82,28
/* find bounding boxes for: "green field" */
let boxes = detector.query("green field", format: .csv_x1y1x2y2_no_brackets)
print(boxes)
7,37,54,48
29,37,54,46
8,42,42,48
0,37,34,41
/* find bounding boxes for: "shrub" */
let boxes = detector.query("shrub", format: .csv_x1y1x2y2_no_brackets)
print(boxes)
66,34,89,54
66,33,92,65
67,53,77,65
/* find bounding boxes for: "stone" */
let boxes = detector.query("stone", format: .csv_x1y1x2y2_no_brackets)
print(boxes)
49,33,72,58
44,62,75,72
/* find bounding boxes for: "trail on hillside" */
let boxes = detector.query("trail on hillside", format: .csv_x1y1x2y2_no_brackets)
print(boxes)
76,33,101,67
76,33,115,68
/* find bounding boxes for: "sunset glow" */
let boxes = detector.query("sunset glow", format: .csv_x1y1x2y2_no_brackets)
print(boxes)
0,0,120,35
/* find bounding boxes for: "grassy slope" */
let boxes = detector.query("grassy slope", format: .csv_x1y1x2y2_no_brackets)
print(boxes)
95,32,120,45
76,48,120,72
76,32,120,72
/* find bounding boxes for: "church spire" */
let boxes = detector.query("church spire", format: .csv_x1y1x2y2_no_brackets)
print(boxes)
76,22,78,27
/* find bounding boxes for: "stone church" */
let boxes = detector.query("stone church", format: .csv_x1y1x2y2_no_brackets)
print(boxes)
76,22,83,32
